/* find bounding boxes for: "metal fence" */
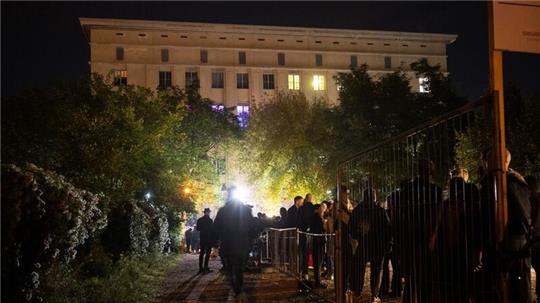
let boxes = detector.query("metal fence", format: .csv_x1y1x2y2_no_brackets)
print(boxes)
335,99,504,303
267,228,336,291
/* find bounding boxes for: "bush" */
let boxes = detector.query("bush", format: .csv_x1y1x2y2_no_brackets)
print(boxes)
102,200,171,258
42,254,180,303
1,163,107,302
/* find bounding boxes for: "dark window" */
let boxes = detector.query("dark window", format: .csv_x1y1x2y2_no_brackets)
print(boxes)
237,105,250,128
116,47,124,60
212,72,224,88
161,49,169,62
350,55,358,68
159,71,172,88
200,49,208,63
263,74,275,90
384,56,392,69
185,71,198,89
113,70,127,86
315,54,323,66
277,53,285,66
239,51,246,65
237,73,249,89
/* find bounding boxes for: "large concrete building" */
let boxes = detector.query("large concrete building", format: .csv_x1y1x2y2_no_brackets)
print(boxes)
80,18,456,111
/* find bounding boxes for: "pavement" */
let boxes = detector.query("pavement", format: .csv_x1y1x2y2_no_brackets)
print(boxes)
157,253,331,303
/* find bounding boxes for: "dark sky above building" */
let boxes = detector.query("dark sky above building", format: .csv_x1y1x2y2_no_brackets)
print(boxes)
2,1,539,98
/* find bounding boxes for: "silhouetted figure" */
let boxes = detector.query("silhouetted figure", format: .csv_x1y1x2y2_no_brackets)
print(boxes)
299,193,315,279
430,168,481,302
213,187,257,296
185,227,193,253
310,203,328,288
399,159,442,303
286,196,304,228
381,188,405,298
323,200,335,280
349,188,391,302
196,208,214,274
278,207,288,228
525,175,540,302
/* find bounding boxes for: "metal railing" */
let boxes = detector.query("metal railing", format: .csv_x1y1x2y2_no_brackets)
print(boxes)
335,99,503,303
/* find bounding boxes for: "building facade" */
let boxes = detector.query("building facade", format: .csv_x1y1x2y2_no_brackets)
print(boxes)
80,18,457,111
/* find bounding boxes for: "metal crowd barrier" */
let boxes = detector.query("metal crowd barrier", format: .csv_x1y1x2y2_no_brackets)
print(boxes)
266,228,336,290
335,99,506,303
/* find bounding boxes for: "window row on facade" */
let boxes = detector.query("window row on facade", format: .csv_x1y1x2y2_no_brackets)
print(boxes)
113,70,329,91
115,47,395,69
113,31,429,49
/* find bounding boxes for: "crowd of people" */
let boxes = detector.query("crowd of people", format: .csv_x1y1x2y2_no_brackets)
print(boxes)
183,148,540,303
337,150,540,303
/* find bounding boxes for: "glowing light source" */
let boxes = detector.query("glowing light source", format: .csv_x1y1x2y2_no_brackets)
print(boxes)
144,192,151,200
232,186,250,202
326,190,332,194
419,77,429,93
184,187,191,194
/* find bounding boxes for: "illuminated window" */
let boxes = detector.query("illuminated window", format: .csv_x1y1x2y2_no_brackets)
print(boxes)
237,105,250,128
212,72,224,88
212,104,225,112
158,71,172,88
113,70,127,86
263,74,274,90
419,77,430,93
312,75,326,91
288,74,300,90
237,73,249,89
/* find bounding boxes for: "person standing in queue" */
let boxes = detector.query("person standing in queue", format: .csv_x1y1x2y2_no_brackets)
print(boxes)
310,203,328,288
196,208,214,274
213,186,257,297
299,193,315,280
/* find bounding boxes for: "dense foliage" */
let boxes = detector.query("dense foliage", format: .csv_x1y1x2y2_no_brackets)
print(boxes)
242,59,468,205
2,74,240,211
2,164,107,302
2,75,240,302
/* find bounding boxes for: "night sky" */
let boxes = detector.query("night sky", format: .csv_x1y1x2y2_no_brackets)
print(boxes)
2,1,539,98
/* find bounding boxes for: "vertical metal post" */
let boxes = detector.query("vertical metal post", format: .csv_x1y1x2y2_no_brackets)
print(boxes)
488,2,509,302
335,164,344,303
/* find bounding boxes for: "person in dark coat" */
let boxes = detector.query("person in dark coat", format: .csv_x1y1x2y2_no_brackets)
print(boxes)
286,196,304,228
429,167,481,302
299,193,315,278
278,207,288,228
399,159,442,303
185,227,193,253
196,208,214,274
310,203,328,288
349,188,391,301
479,149,533,303
213,187,257,296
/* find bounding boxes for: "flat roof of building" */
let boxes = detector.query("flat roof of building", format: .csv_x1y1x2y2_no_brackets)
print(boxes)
79,17,458,44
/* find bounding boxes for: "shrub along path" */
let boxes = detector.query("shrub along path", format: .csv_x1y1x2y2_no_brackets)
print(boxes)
156,253,331,302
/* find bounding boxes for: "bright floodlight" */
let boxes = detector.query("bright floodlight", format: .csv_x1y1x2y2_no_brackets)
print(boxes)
144,192,151,200
232,186,250,202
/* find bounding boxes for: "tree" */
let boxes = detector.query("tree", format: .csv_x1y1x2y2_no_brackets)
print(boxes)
2,74,240,212
240,91,335,208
